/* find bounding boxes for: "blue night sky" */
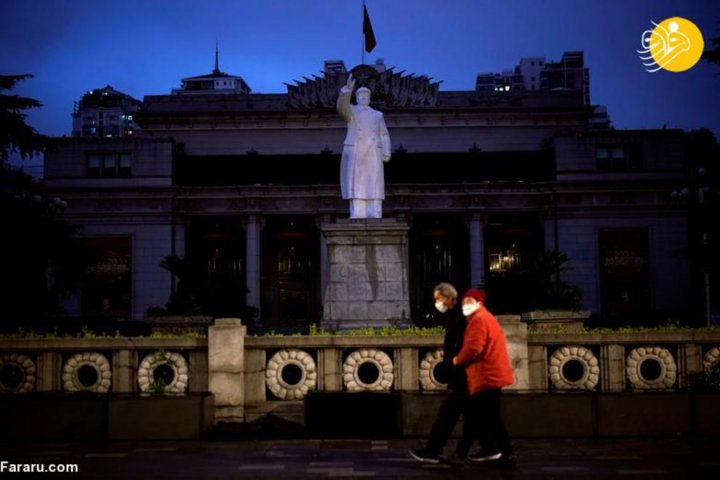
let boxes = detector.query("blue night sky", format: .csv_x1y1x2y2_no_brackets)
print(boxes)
1,0,719,142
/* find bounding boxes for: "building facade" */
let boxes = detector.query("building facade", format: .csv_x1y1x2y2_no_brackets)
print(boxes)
44,55,689,330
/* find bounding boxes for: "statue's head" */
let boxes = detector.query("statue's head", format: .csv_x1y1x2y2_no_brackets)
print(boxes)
355,86,371,106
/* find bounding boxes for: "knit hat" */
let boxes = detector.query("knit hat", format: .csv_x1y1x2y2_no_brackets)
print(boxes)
462,288,486,304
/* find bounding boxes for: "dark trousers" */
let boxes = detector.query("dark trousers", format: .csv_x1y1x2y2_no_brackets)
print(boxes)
458,388,513,458
425,386,467,456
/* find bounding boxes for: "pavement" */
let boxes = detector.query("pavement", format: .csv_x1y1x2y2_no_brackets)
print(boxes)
2,437,719,479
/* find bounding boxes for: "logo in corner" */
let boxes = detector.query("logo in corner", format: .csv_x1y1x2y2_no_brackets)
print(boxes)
637,17,704,72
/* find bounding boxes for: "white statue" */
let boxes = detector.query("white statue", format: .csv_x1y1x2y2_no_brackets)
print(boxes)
337,73,392,219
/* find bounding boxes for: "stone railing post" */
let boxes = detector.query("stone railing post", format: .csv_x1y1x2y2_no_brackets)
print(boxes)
318,348,342,391
244,349,266,404
527,344,548,391
601,344,626,392
678,343,703,389
500,315,529,391
189,350,209,393
112,350,136,393
394,347,419,391
209,318,246,423
36,351,62,392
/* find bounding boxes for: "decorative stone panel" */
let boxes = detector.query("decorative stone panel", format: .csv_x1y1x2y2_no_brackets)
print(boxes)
265,349,317,400
0,353,36,394
343,348,394,391
549,345,600,390
419,349,447,391
626,346,677,390
62,352,112,393
138,351,188,394
704,346,720,370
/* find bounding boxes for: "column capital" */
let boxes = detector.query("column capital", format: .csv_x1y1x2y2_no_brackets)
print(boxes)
242,213,265,229
465,211,487,227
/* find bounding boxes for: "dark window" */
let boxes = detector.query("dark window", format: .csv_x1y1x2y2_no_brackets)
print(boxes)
596,145,644,172
599,228,650,318
87,153,132,177
83,236,132,319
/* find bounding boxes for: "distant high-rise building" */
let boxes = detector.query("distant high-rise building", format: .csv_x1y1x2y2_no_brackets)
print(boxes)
72,85,142,138
541,51,590,104
476,51,590,104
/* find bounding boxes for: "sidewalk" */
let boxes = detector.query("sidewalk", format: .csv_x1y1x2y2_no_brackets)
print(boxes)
2,437,719,478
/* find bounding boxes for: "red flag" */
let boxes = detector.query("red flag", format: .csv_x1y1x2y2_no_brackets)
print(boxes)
363,5,376,53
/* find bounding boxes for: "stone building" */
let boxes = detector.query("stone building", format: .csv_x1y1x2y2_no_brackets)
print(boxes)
44,53,689,330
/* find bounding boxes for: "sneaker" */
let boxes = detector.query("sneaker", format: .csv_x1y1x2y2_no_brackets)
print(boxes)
408,448,441,464
467,449,502,463
494,454,518,470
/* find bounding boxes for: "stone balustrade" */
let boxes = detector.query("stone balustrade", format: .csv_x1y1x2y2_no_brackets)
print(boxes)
1,321,720,426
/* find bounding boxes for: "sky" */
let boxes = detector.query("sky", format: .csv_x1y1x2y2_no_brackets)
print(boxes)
1,0,719,175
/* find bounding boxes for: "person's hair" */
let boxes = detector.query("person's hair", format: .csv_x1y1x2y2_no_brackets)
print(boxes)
433,282,457,300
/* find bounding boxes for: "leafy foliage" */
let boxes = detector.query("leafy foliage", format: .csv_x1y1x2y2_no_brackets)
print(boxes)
149,254,259,321
0,74,46,163
485,250,583,314
687,360,720,393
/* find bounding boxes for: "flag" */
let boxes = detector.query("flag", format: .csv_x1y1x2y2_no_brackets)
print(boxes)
363,5,376,53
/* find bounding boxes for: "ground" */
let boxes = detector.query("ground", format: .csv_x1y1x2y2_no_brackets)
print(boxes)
2,437,719,478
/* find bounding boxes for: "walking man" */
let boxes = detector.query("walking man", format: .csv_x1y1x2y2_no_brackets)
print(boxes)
408,282,468,464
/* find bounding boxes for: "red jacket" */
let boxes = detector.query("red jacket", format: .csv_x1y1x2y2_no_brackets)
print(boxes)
454,306,514,395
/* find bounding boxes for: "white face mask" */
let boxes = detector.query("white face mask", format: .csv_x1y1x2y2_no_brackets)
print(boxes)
434,301,448,313
462,303,479,316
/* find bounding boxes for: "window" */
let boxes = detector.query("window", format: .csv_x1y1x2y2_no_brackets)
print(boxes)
87,153,131,177
488,245,521,272
596,145,643,172
83,236,132,319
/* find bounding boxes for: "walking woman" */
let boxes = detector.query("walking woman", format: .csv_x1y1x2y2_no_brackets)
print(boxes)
453,288,517,468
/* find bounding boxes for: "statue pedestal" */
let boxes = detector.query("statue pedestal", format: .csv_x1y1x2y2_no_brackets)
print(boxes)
321,219,410,331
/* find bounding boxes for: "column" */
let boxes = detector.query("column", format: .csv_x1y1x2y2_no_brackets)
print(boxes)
468,213,485,288
245,214,261,326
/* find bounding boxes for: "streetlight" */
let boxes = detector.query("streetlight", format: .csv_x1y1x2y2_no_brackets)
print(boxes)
672,167,713,327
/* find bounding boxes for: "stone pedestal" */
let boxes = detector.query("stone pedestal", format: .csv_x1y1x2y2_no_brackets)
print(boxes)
321,219,410,330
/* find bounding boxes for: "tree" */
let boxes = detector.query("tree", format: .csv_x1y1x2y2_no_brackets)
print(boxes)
704,21,720,70
1,74,91,325
0,74,46,164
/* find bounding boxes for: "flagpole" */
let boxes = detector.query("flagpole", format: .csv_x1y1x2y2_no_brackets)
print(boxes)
361,0,365,65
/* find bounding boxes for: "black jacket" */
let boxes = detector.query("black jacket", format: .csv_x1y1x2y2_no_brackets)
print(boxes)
440,303,467,390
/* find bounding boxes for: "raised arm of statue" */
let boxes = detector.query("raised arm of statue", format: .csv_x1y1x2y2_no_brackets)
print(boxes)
336,73,355,121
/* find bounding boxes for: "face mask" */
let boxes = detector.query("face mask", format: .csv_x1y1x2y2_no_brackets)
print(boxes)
462,303,479,316
434,301,448,313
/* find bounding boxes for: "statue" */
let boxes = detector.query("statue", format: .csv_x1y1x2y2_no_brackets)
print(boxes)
336,73,392,219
